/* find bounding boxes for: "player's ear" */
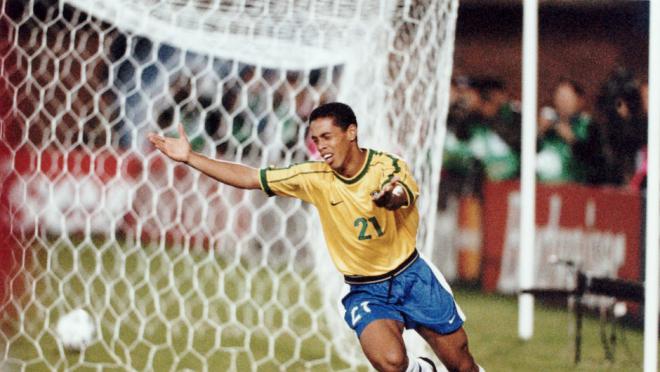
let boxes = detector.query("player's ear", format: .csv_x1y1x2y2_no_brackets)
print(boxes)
347,124,357,141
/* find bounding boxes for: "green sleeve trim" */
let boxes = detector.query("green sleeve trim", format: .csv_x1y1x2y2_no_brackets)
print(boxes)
399,181,416,206
382,179,416,207
380,154,402,188
379,153,417,206
381,176,393,188
260,168,275,197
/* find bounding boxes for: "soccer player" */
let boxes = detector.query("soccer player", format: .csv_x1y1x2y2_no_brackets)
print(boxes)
148,102,482,372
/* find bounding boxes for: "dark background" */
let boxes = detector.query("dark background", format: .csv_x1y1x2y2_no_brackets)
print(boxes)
453,1,649,109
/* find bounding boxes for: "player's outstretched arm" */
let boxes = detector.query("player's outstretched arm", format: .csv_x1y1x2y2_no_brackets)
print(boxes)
148,124,261,190
371,176,408,210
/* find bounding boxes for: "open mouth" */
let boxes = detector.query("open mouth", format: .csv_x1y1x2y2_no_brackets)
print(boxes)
322,153,333,163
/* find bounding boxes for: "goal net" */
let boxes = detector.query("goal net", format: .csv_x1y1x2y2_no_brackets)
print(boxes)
0,0,457,370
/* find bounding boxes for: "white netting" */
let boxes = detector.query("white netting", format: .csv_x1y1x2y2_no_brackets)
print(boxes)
0,0,457,370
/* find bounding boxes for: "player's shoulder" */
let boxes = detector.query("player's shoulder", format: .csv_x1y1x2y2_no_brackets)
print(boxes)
369,148,405,160
368,148,410,169
267,159,330,174
293,160,329,172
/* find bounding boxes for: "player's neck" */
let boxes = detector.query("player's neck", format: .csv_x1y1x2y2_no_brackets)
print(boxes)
338,146,367,178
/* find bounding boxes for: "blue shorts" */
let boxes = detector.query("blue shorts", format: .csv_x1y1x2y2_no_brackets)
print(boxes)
341,254,464,337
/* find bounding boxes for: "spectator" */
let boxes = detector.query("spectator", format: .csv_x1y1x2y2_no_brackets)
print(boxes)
536,79,605,184
596,68,647,185
461,76,520,182
446,75,482,141
438,76,482,209
441,76,484,207
440,75,519,208
628,80,650,191
472,76,521,154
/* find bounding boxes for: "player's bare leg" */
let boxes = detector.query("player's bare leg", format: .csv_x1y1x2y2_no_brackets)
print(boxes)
359,319,408,372
417,326,479,372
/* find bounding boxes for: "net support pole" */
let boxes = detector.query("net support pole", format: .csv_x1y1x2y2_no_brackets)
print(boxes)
644,0,660,370
518,0,538,340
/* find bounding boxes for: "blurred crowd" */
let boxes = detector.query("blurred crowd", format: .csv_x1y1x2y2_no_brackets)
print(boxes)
110,35,337,163
441,68,649,206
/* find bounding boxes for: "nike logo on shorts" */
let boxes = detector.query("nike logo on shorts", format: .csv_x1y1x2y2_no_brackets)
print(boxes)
448,314,456,324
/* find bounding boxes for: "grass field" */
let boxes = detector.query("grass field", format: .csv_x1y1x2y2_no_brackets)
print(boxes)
1,240,646,371
458,287,644,371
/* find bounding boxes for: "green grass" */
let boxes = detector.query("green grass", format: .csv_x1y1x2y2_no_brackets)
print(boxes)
1,240,356,371
1,240,646,371
457,287,644,371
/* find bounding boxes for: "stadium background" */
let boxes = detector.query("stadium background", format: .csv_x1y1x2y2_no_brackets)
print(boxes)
456,1,648,107
436,0,649,292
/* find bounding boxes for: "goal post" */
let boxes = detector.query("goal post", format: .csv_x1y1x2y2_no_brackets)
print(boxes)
0,0,458,370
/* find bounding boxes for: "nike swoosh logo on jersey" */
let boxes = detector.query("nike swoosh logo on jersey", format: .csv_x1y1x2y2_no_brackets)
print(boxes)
330,200,343,206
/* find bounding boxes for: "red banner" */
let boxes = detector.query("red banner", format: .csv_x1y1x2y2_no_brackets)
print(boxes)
1,50,17,306
482,180,641,293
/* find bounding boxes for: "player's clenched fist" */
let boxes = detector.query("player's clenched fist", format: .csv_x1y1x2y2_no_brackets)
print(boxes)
371,176,406,210
148,123,192,163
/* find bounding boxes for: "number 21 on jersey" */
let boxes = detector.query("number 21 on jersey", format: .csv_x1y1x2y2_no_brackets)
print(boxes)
353,216,384,240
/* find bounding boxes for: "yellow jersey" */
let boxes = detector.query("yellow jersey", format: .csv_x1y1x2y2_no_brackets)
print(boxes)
259,149,419,276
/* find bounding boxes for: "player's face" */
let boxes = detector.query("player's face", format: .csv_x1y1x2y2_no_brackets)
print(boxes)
309,117,356,173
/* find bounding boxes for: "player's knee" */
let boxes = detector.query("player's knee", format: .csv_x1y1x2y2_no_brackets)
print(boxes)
373,349,408,372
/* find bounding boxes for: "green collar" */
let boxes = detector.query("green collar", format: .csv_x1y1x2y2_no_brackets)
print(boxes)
334,149,373,184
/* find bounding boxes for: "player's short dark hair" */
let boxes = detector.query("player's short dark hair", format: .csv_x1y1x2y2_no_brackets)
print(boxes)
309,102,357,131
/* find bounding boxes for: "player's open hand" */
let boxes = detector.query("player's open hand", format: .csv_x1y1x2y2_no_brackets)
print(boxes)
148,124,192,163
372,176,406,210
